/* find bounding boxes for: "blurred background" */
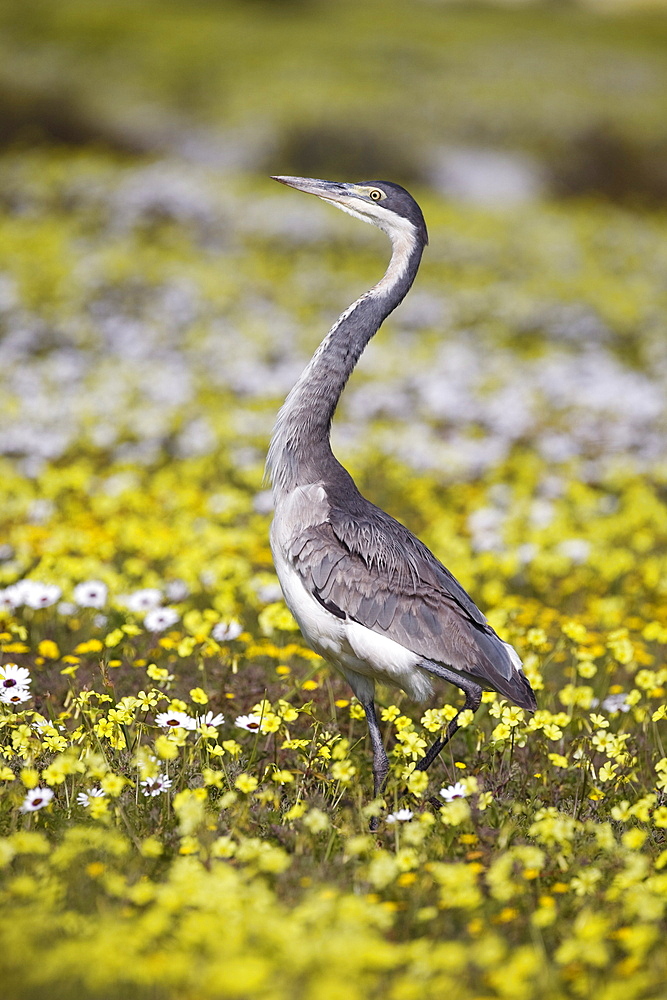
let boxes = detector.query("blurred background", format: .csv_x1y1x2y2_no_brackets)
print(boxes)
1,0,667,493
2,0,667,203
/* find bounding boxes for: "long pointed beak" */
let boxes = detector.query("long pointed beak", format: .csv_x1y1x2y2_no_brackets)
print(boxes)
271,175,351,204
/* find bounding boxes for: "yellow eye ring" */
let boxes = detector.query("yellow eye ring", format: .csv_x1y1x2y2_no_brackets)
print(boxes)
369,189,384,201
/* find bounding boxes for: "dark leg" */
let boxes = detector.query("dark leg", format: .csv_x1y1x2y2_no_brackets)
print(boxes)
362,699,389,831
362,699,390,797
415,664,482,773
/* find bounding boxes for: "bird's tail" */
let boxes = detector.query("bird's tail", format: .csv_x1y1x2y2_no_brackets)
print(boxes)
494,665,538,711
472,632,538,711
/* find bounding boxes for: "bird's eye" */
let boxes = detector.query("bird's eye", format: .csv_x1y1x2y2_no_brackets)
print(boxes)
369,189,384,201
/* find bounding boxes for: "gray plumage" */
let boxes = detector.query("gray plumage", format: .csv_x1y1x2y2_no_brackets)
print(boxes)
267,176,536,812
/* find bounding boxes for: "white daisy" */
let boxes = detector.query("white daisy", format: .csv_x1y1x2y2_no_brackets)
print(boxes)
27,581,62,608
439,782,468,802
557,539,591,564
20,786,54,812
124,588,163,612
10,580,62,609
234,713,262,732
165,579,189,601
601,693,631,714
73,580,108,609
386,809,414,823
0,686,31,706
211,620,242,642
154,710,197,731
0,663,32,689
255,583,283,604
196,711,225,730
0,588,17,611
143,607,180,632
31,718,65,735
140,774,173,797
76,787,106,807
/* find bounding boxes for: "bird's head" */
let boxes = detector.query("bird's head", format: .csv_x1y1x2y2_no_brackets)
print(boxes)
271,175,428,249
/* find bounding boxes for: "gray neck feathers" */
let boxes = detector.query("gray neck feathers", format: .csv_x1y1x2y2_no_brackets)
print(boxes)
267,225,424,493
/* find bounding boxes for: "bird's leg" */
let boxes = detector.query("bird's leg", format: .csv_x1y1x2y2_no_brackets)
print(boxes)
362,699,389,831
362,699,389,796
414,664,483,773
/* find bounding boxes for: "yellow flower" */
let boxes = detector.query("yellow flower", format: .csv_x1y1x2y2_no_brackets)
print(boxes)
234,773,259,793
303,808,330,833
154,735,180,760
37,639,60,660
622,828,647,850
284,801,308,821
20,768,39,789
491,723,511,741
94,717,114,739
652,806,667,828
500,706,524,727
380,705,400,722
259,713,281,733
270,769,294,784
189,687,208,705
569,867,602,896
88,797,109,822
407,769,429,797
420,708,446,732
210,836,236,859
367,850,399,889
276,700,299,722
140,837,163,858
104,629,124,648
589,713,608,728
100,774,127,797
477,791,493,811
598,762,618,782
146,664,171,682
394,729,427,760
610,800,632,822
562,620,588,642
331,760,356,783
439,799,471,827
178,835,200,856
202,768,224,788
74,639,103,654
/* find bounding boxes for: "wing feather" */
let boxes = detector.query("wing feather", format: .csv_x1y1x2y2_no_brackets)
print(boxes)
287,493,534,708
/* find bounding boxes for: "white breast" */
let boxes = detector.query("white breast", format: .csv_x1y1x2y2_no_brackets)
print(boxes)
270,491,432,704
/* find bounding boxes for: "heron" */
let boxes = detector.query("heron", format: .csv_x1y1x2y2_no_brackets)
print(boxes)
266,175,536,812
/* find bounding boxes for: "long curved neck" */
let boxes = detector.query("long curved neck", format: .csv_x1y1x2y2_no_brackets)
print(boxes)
267,224,424,494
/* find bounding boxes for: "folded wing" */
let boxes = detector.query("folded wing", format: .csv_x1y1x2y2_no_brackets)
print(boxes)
288,493,536,710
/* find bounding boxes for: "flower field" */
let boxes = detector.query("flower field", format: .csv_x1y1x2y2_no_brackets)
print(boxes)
1,1,667,994
0,144,665,1000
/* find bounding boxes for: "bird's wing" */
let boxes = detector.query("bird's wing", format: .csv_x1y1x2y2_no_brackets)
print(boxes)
287,495,533,707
